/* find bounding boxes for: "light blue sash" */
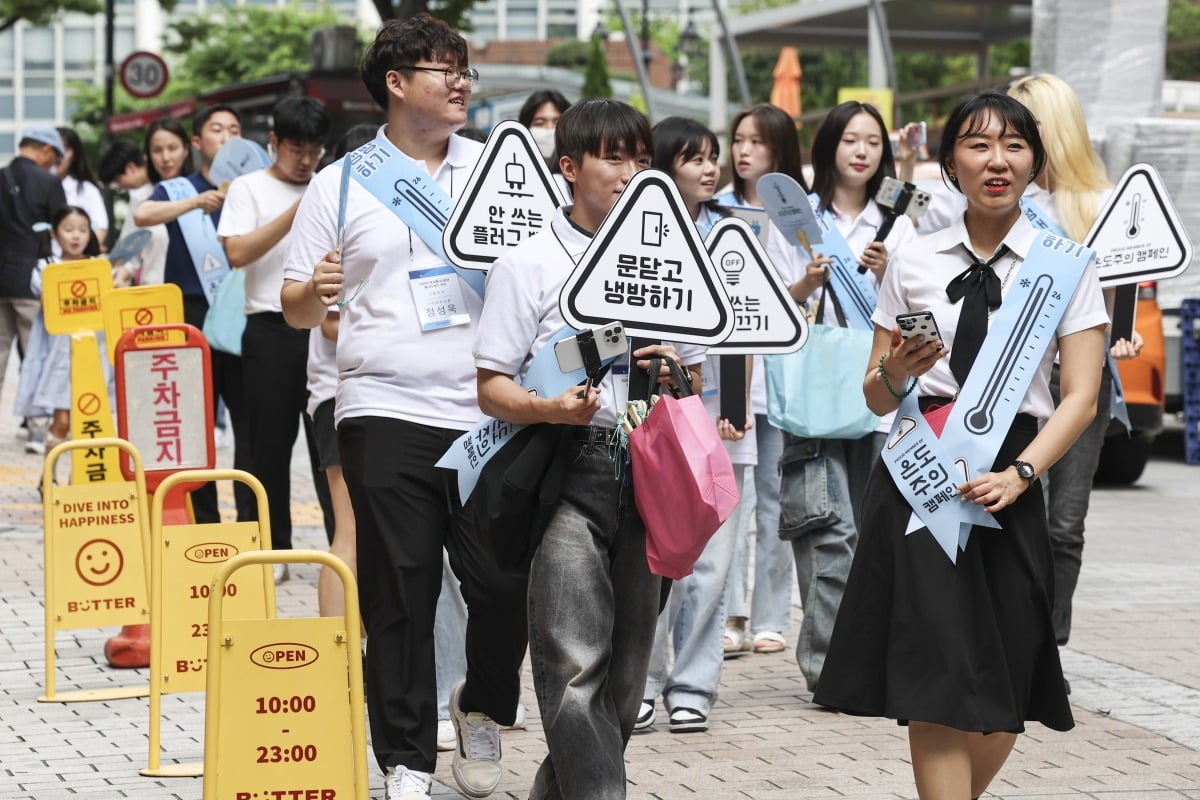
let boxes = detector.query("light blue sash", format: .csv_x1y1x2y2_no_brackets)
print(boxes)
882,232,1093,562
160,177,230,304
807,195,878,331
343,135,486,298
436,327,613,501
1021,198,1130,428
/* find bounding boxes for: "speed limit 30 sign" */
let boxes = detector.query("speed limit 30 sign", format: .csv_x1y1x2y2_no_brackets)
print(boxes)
119,51,168,99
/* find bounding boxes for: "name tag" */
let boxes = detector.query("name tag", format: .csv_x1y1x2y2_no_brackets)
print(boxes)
408,266,470,331
612,362,630,406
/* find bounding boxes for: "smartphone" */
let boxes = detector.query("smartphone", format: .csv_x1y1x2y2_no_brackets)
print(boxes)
896,311,942,345
905,121,928,158
554,321,628,373
875,177,932,222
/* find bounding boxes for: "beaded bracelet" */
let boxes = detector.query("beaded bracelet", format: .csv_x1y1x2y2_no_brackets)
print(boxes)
877,353,916,400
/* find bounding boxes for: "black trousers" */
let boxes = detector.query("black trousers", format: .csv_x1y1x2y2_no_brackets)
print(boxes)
183,295,255,523
338,416,528,773
241,312,334,549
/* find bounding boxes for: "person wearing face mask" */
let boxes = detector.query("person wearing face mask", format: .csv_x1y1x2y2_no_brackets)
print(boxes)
518,89,570,178
0,125,67,417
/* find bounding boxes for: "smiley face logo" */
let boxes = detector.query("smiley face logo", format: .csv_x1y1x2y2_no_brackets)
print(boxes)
75,539,124,586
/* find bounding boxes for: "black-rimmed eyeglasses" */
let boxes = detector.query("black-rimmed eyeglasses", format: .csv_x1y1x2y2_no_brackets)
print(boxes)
396,65,479,89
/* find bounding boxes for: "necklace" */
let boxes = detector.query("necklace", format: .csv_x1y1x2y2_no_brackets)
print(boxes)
988,254,1020,320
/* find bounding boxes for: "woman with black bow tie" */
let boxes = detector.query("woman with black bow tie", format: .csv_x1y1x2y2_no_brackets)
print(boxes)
812,92,1108,799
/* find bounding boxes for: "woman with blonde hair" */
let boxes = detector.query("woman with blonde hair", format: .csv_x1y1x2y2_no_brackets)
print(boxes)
1006,72,1141,655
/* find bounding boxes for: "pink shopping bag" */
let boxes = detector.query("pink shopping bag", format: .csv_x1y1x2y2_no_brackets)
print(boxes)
630,359,740,580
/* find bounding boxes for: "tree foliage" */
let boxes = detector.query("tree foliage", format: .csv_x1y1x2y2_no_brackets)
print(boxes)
581,35,612,99
71,4,352,141
545,39,589,69
1167,0,1200,80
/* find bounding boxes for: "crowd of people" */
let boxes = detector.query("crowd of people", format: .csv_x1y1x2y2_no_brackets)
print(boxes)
0,13,1145,800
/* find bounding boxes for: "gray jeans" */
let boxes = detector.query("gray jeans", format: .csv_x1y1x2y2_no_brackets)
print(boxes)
527,432,661,800
779,432,885,691
1046,363,1112,646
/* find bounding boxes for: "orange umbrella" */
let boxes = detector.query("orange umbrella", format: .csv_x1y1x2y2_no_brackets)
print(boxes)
770,46,803,124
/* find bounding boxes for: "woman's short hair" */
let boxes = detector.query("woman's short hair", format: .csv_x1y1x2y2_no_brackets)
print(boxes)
651,116,719,174
938,92,1047,193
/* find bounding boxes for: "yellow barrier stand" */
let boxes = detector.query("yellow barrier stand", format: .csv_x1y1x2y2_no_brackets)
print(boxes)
39,438,151,703
202,551,368,800
141,469,275,778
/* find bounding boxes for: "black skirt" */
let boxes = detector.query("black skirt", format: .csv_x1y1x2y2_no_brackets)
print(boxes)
812,414,1074,734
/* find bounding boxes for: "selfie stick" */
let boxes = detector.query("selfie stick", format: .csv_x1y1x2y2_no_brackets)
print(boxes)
575,329,603,399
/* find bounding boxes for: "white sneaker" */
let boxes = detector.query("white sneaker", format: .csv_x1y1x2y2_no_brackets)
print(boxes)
24,438,45,455
449,681,502,798
273,563,289,584
437,718,455,752
384,765,431,800
500,701,526,731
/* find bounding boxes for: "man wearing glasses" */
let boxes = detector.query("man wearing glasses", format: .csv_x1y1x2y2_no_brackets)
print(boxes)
218,96,334,577
282,16,525,800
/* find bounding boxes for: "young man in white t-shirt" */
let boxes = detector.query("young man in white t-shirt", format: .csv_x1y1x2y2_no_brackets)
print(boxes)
218,97,333,580
281,16,526,800
475,99,704,800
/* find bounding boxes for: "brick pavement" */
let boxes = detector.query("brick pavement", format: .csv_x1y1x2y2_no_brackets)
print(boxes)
3,357,1200,799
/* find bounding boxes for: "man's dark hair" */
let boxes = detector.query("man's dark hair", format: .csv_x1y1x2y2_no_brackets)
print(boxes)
809,101,895,214
518,90,570,128
272,97,331,145
939,91,1047,192
555,99,651,166
192,104,241,136
333,123,377,160
98,139,145,185
359,14,469,110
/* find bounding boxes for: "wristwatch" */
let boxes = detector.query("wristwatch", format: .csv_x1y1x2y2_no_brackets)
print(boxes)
1012,460,1036,486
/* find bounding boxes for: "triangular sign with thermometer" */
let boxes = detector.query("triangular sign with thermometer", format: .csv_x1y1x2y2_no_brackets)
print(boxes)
558,169,735,345
443,121,567,271
1086,162,1193,287
704,217,807,354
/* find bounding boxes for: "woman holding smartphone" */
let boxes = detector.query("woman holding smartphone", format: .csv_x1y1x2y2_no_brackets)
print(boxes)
776,101,916,693
813,93,1107,799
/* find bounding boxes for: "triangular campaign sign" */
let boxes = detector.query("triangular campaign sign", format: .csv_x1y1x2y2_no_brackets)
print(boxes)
559,169,735,345
704,217,807,354
1085,162,1193,287
443,121,566,271
210,138,270,189
758,172,824,256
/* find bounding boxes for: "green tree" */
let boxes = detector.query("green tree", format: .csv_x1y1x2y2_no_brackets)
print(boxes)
1167,0,1200,80
545,39,589,69
581,35,612,99
0,0,177,34
71,4,353,140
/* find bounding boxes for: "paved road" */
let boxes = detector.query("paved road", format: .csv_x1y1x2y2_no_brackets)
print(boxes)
2,358,1199,799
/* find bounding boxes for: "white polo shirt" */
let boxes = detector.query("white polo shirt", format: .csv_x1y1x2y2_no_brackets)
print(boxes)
283,128,485,430
475,206,705,429
218,168,307,314
872,212,1109,419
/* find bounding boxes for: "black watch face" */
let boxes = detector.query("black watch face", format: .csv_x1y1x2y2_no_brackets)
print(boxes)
1017,462,1035,480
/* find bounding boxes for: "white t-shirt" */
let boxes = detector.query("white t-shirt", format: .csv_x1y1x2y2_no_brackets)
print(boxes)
306,319,338,417
872,213,1109,419
62,175,110,232
283,128,486,430
217,168,307,314
475,206,705,429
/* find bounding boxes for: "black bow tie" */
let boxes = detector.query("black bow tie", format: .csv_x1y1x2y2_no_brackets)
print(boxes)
946,245,1010,386
945,245,1009,309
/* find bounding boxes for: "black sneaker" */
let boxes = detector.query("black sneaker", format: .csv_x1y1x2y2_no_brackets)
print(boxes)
668,706,708,733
